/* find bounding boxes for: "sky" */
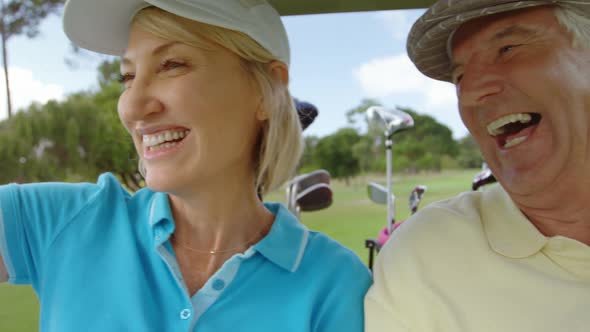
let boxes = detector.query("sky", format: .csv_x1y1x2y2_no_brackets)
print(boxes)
0,8,468,139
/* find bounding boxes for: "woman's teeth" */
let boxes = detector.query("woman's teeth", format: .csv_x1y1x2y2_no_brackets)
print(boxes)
143,129,190,148
487,113,532,136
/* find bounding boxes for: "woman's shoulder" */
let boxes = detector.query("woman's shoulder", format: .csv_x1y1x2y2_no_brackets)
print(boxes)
303,230,371,280
262,202,371,281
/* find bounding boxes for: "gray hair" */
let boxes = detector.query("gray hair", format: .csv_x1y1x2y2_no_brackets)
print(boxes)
555,5,590,49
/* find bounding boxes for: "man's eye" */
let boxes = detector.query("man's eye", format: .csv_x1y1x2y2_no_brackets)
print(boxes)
498,44,520,56
118,73,134,84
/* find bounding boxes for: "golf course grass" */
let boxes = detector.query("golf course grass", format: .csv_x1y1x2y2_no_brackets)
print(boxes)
0,169,478,331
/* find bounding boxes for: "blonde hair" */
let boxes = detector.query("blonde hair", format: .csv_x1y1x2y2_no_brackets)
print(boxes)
133,7,303,196
555,6,590,49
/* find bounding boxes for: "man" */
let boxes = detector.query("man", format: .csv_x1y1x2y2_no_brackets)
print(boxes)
365,1,590,331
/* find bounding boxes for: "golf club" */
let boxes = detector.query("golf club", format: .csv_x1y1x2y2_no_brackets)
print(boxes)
293,183,333,218
294,98,318,131
472,163,496,191
409,185,427,214
366,106,414,233
286,169,331,215
367,181,396,222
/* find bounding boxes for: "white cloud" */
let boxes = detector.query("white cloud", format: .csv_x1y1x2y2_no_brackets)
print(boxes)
0,67,65,120
376,9,424,42
354,53,468,138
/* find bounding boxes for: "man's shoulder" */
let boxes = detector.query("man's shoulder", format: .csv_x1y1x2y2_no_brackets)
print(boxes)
381,184,510,257
402,190,486,234
407,184,508,230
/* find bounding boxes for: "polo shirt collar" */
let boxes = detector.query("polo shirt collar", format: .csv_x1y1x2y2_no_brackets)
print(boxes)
147,194,309,270
254,203,310,273
148,191,175,246
481,184,547,258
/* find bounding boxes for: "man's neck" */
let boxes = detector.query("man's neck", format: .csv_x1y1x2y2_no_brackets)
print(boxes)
521,205,590,245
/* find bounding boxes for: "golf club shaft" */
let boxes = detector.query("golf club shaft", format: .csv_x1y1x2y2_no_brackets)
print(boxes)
386,138,393,233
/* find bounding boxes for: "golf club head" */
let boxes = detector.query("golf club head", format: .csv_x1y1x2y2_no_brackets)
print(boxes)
472,168,496,191
288,169,331,193
294,98,318,131
296,183,333,212
366,106,414,137
286,169,331,214
409,185,427,214
367,182,394,205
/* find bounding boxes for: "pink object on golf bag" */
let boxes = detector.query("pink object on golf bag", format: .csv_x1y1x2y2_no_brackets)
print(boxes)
376,222,404,247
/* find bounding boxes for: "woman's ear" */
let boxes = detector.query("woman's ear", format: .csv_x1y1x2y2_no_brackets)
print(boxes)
268,60,289,85
256,102,269,121
255,61,289,121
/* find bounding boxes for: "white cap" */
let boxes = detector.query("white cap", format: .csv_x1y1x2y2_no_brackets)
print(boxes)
62,0,290,66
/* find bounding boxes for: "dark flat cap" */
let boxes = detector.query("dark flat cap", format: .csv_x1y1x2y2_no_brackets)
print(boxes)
407,0,590,82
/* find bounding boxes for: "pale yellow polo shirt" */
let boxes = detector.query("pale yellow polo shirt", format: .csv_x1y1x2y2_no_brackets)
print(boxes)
365,184,590,332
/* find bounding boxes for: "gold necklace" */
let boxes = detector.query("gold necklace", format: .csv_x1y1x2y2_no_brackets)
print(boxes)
171,224,270,255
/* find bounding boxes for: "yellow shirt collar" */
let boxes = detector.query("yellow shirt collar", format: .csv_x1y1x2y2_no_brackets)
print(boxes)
480,184,547,258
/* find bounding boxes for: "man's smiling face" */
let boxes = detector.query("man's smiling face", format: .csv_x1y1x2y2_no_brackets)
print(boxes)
451,6,590,197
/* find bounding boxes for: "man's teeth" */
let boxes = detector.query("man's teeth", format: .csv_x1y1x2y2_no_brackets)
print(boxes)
143,130,189,148
487,113,532,136
504,136,528,149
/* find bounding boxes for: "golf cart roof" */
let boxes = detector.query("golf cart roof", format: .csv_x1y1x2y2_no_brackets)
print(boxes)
268,0,436,16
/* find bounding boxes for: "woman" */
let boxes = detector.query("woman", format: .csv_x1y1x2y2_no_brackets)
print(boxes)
0,0,372,331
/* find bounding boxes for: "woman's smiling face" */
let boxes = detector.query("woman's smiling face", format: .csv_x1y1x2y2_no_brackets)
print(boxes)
117,25,265,193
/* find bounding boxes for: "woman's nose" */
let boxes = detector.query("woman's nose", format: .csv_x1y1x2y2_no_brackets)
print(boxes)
118,78,164,123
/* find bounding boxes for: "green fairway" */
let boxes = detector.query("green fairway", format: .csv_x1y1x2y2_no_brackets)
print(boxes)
0,169,478,331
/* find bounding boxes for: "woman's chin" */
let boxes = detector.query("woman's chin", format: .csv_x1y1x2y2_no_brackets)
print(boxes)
144,173,182,193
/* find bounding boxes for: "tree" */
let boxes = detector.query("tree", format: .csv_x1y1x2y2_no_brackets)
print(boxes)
314,128,362,185
97,58,121,88
299,135,320,173
0,79,142,189
457,134,483,169
0,0,65,118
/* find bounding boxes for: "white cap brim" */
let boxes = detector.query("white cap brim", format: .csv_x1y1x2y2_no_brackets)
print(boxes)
63,0,290,66
63,0,149,56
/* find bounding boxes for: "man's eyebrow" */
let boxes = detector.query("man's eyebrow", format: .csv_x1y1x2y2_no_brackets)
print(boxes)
449,25,538,80
489,25,539,42
121,41,181,66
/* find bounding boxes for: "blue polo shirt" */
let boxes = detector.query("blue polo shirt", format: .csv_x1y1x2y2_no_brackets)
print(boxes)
0,173,371,331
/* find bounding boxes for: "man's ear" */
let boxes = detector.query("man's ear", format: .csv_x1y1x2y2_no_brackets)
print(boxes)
268,60,289,85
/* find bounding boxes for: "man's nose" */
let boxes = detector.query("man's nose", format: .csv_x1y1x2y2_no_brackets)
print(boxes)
118,78,164,123
457,61,504,109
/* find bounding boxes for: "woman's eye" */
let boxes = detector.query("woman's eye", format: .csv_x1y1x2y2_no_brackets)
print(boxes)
118,73,135,84
160,60,185,71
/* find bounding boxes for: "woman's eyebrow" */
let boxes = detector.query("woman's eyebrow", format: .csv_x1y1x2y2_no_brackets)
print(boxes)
121,41,181,66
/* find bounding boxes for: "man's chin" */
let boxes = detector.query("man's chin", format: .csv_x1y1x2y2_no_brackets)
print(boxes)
498,163,561,199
